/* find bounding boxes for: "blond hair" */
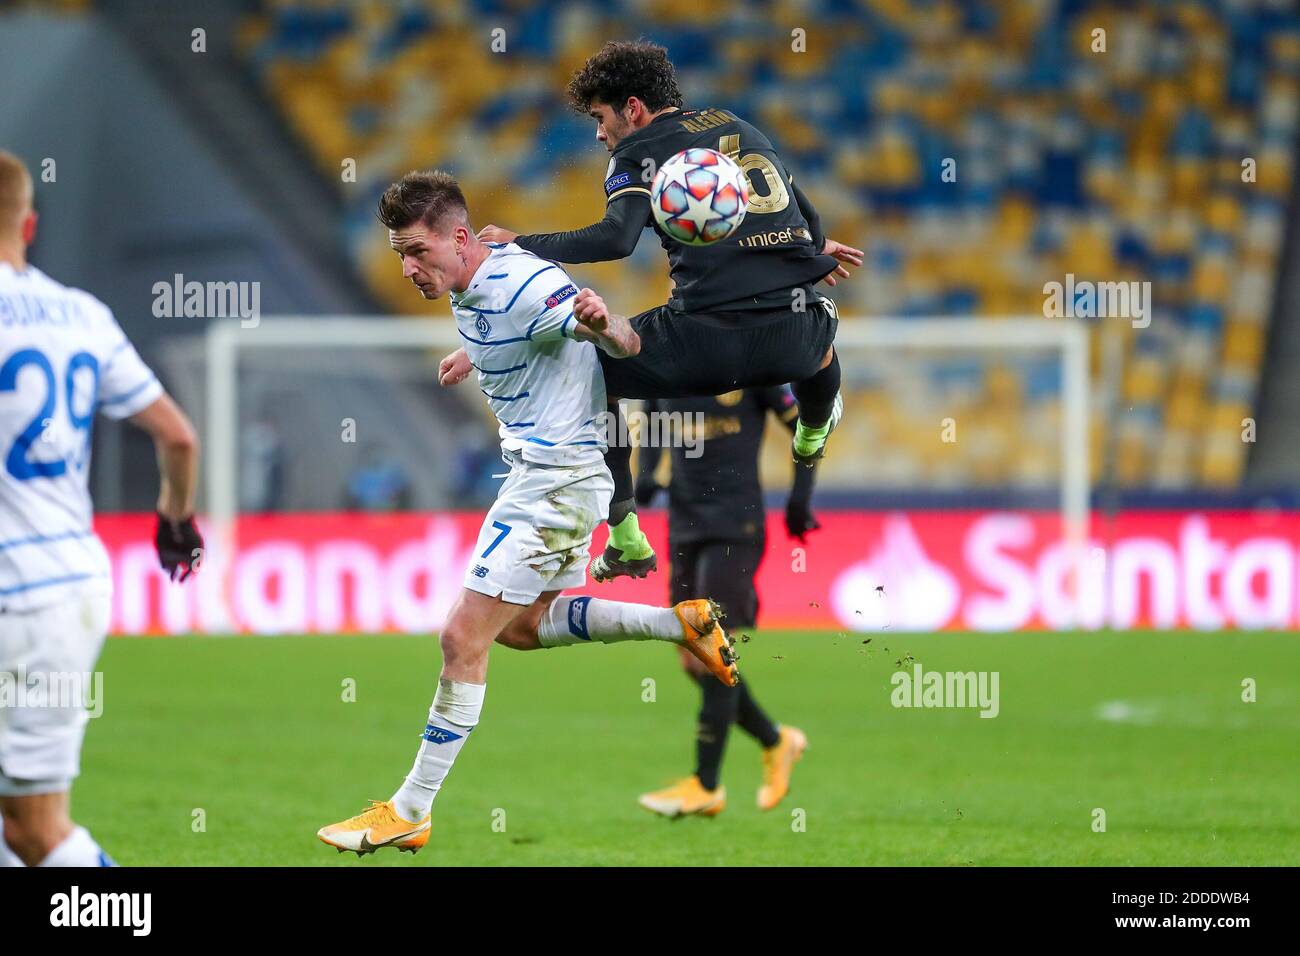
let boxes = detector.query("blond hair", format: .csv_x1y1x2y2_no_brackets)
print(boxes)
0,150,34,236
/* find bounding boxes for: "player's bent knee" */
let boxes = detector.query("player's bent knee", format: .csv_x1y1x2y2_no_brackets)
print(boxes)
494,618,542,651
819,345,834,369
495,594,554,651
438,622,481,666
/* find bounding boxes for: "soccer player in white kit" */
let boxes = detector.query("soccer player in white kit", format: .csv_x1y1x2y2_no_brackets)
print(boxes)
0,151,202,867
317,171,739,856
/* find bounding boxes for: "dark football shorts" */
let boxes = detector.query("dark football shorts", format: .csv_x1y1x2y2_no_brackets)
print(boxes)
597,294,838,400
669,538,765,631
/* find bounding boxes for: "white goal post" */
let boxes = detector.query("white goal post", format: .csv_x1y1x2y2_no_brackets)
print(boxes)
204,316,1090,621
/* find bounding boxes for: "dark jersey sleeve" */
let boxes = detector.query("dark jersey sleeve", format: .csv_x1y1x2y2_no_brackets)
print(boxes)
791,179,826,252
514,193,648,263
601,147,656,206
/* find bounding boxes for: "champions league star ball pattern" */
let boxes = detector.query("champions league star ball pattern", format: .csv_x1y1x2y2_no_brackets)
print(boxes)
650,148,750,246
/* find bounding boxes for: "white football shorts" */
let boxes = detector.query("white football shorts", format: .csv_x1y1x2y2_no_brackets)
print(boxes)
463,452,614,606
0,591,110,796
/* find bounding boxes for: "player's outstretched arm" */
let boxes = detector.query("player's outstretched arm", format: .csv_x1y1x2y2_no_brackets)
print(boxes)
571,288,641,358
129,394,203,580
478,196,646,265
439,347,472,387
130,394,198,520
476,225,518,244
792,179,863,285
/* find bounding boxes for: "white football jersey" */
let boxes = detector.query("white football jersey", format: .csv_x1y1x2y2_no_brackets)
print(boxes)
450,243,607,466
0,262,163,612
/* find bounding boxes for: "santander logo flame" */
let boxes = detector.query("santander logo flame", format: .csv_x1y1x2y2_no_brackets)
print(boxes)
830,514,961,631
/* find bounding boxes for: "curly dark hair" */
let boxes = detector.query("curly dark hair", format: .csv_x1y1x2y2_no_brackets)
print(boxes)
566,40,683,114
376,170,468,233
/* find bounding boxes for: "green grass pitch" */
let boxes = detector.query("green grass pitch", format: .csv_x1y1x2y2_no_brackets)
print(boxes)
77,630,1300,866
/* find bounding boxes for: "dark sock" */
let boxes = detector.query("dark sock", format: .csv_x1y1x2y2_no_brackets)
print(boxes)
694,675,739,790
736,680,781,748
604,402,635,522
792,349,841,428
609,496,635,528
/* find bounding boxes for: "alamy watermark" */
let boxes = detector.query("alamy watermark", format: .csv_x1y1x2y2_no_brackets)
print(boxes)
1043,273,1150,328
0,669,103,717
50,886,150,936
152,273,261,328
596,405,705,458
890,664,999,718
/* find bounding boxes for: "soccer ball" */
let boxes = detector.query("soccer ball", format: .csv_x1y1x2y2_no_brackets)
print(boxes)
650,147,750,246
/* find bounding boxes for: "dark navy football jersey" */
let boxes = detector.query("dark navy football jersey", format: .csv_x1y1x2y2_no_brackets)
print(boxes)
604,108,839,313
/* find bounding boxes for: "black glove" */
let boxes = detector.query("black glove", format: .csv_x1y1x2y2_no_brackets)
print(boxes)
784,497,821,542
155,513,204,582
634,480,664,508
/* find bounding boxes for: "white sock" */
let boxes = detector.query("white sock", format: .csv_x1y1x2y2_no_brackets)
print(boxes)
0,814,26,867
391,677,485,823
537,596,681,648
37,825,114,867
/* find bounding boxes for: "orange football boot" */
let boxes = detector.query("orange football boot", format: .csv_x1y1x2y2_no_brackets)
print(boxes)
317,800,430,856
638,777,727,818
674,599,739,686
757,726,808,810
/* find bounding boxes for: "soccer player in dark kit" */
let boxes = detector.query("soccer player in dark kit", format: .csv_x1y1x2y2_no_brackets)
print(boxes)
632,386,819,816
478,40,861,583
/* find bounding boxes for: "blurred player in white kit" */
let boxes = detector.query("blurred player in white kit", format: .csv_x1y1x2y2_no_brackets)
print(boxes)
0,150,202,866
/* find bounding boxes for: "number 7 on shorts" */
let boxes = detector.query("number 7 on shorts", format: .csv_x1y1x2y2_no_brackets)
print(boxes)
481,521,511,557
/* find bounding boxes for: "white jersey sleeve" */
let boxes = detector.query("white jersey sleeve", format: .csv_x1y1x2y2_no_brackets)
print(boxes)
95,310,163,420
514,271,580,343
